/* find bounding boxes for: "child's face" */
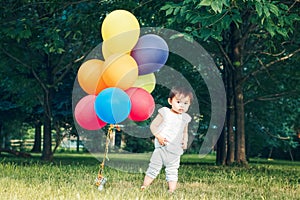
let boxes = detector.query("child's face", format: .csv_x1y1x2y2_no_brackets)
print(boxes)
168,94,191,114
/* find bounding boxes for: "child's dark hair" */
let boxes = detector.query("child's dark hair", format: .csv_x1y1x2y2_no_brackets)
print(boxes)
169,86,193,102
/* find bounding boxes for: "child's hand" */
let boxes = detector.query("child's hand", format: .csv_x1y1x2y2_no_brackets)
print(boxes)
155,134,168,146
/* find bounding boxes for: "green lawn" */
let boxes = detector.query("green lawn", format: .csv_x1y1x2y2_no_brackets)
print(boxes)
0,153,299,200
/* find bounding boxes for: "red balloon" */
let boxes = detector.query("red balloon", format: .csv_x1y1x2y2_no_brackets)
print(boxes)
125,87,155,121
74,95,106,130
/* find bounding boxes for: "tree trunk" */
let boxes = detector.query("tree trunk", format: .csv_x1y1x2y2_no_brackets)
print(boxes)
226,67,236,165
235,72,247,165
216,128,227,165
232,24,248,165
216,23,248,166
41,58,54,161
31,119,42,153
41,90,53,161
227,105,236,165
42,68,54,161
76,134,79,152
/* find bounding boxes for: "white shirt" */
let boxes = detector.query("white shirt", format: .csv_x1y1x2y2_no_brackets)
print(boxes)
154,107,191,155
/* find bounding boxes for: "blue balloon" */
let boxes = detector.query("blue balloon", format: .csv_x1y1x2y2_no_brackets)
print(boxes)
131,34,169,75
94,87,131,124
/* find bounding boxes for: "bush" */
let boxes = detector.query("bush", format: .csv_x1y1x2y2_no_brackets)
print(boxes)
123,134,154,153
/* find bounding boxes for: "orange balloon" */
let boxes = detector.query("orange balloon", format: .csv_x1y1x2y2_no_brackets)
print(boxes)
77,59,107,95
102,54,138,90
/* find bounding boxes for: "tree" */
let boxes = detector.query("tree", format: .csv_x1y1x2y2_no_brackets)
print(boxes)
160,0,300,165
245,51,300,160
0,1,106,160
0,50,40,152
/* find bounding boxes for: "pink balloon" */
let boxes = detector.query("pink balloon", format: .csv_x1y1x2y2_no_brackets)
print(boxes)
125,87,155,121
74,95,106,130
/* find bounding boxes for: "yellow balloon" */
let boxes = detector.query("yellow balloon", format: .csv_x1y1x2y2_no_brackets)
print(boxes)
102,41,129,60
133,73,156,93
102,54,138,90
101,10,140,55
102,41,114,60
77,59,107,95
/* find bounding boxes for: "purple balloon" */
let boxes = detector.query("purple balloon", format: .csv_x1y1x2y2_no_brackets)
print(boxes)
131,34,169,75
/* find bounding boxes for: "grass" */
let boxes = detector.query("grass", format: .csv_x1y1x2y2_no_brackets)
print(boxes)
0,153,299,200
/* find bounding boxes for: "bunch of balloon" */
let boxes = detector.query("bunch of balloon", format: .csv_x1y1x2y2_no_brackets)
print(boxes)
74,10,139,129
99,9,149,123
74,10,170,130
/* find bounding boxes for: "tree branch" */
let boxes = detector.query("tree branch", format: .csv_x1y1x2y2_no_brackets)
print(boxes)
244,90,297,105
1,47,48,92
52,52,85,86
262,128,291,140
52,37,92,86
215,41,234,70
258,49,286,57
265,48,300,68
241,48,300,84
287,0,299,13
252,115,291,140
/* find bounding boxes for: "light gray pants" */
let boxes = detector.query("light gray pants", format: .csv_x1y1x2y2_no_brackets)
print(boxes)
146,147,180,182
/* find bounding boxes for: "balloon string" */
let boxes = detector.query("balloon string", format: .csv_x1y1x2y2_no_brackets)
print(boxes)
98,125,111,177
97,124,121,178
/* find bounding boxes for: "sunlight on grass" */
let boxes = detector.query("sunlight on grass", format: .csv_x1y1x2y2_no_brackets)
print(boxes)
1,153,299,200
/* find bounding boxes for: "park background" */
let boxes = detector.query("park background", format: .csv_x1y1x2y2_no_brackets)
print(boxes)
0,0,299,199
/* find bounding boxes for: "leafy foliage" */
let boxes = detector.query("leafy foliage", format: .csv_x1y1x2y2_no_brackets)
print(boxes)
160,0,300,161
